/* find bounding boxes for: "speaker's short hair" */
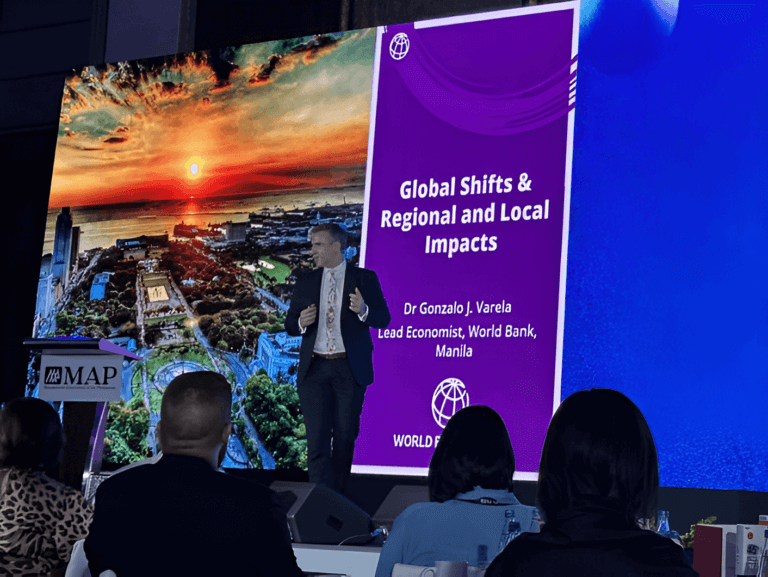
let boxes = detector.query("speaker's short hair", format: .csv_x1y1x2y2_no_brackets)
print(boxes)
310,223,348,250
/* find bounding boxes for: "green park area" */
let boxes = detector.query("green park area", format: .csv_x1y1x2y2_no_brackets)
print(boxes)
148,388,163,413
126,382,163,414
131,362,143,388
145,313,188,327
124,380,162,414
245,257,291,287
243,372,307,470
144,343,214,382
103,394,150,467
127,344,215,414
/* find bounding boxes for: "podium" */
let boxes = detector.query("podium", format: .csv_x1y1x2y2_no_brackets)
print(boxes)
24,337,141,402
23,337,143,491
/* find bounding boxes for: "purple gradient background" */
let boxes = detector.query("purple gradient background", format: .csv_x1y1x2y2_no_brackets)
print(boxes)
357,10,576,473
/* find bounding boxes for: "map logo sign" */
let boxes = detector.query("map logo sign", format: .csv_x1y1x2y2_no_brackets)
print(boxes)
39,354,122,402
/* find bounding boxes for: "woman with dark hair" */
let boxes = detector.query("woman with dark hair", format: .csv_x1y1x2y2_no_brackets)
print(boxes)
375,405,539,577
486,388,698,577
0,397,93,577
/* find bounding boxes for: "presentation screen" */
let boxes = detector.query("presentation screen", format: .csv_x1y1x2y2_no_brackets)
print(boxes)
32,5,577,478
355,8,578,478
31,0,767,492
33,29,379,471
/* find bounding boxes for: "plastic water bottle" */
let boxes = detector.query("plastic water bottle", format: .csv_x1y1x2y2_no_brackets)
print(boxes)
656,510,681,543
499,509,522,550
657,510,670,533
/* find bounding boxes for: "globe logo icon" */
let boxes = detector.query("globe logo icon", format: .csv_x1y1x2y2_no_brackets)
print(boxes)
389,33,410,61
432,378,470,428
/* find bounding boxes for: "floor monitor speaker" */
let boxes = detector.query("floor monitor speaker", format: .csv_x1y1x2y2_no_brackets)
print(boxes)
270,480,372,545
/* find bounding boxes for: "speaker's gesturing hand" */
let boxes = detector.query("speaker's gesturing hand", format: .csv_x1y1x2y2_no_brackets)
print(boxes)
349,288,366,315
300,304,317,327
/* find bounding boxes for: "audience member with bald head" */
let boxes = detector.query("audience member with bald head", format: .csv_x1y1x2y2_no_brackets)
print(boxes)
157,371,231,468
85,371,303,577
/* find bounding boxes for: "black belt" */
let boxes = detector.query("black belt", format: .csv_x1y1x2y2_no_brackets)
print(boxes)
313,352,347,359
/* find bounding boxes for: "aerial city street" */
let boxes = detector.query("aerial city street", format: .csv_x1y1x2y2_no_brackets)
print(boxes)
33,191,364,470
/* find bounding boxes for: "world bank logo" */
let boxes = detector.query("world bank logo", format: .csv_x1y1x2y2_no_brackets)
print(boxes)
432,377,469,428
389,33,410,61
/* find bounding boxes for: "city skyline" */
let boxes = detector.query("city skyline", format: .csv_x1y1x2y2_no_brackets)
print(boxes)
39,185,365,255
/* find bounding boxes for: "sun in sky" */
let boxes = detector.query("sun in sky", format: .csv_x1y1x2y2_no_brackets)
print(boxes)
47,30,376,208
185,156,205,179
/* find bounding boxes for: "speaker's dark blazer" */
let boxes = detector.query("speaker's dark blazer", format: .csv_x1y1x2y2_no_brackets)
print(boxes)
285,265,391,386
84,454,303,577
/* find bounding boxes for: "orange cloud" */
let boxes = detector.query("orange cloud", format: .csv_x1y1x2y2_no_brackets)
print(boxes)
48,32,373,209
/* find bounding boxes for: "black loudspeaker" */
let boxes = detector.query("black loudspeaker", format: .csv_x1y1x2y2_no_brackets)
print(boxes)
372,485,430,532
270,481,372,545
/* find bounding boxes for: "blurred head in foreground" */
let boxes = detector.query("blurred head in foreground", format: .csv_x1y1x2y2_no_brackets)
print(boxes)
157,371,232,468
536,388,658,526
428,405,516,502
0,397,64,471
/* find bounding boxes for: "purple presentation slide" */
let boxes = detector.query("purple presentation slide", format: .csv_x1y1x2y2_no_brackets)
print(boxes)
356,4,579,476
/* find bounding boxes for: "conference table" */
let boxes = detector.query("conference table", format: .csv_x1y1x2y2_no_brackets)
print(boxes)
294,543,382,577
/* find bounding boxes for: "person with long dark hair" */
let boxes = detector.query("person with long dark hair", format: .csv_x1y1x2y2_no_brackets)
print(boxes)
0,397,93,577
375,405,539,577
486,388,698,577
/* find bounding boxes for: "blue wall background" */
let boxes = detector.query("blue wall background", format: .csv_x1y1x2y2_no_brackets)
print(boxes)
563,0,767,491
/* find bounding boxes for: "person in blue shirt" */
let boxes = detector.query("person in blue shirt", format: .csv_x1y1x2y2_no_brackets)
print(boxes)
375,405,539,577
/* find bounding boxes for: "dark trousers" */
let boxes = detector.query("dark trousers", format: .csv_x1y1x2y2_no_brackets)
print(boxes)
297,356,365,494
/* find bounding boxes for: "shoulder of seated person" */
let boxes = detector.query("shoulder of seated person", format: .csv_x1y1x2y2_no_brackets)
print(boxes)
208,471,285,504
97,466,276,504
394,499,481,527
498,533,695,574
394,500,441,520
15,468,77,495
214,470,273,491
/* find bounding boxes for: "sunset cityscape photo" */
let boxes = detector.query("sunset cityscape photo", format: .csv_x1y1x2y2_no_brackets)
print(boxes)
33,29,376,471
